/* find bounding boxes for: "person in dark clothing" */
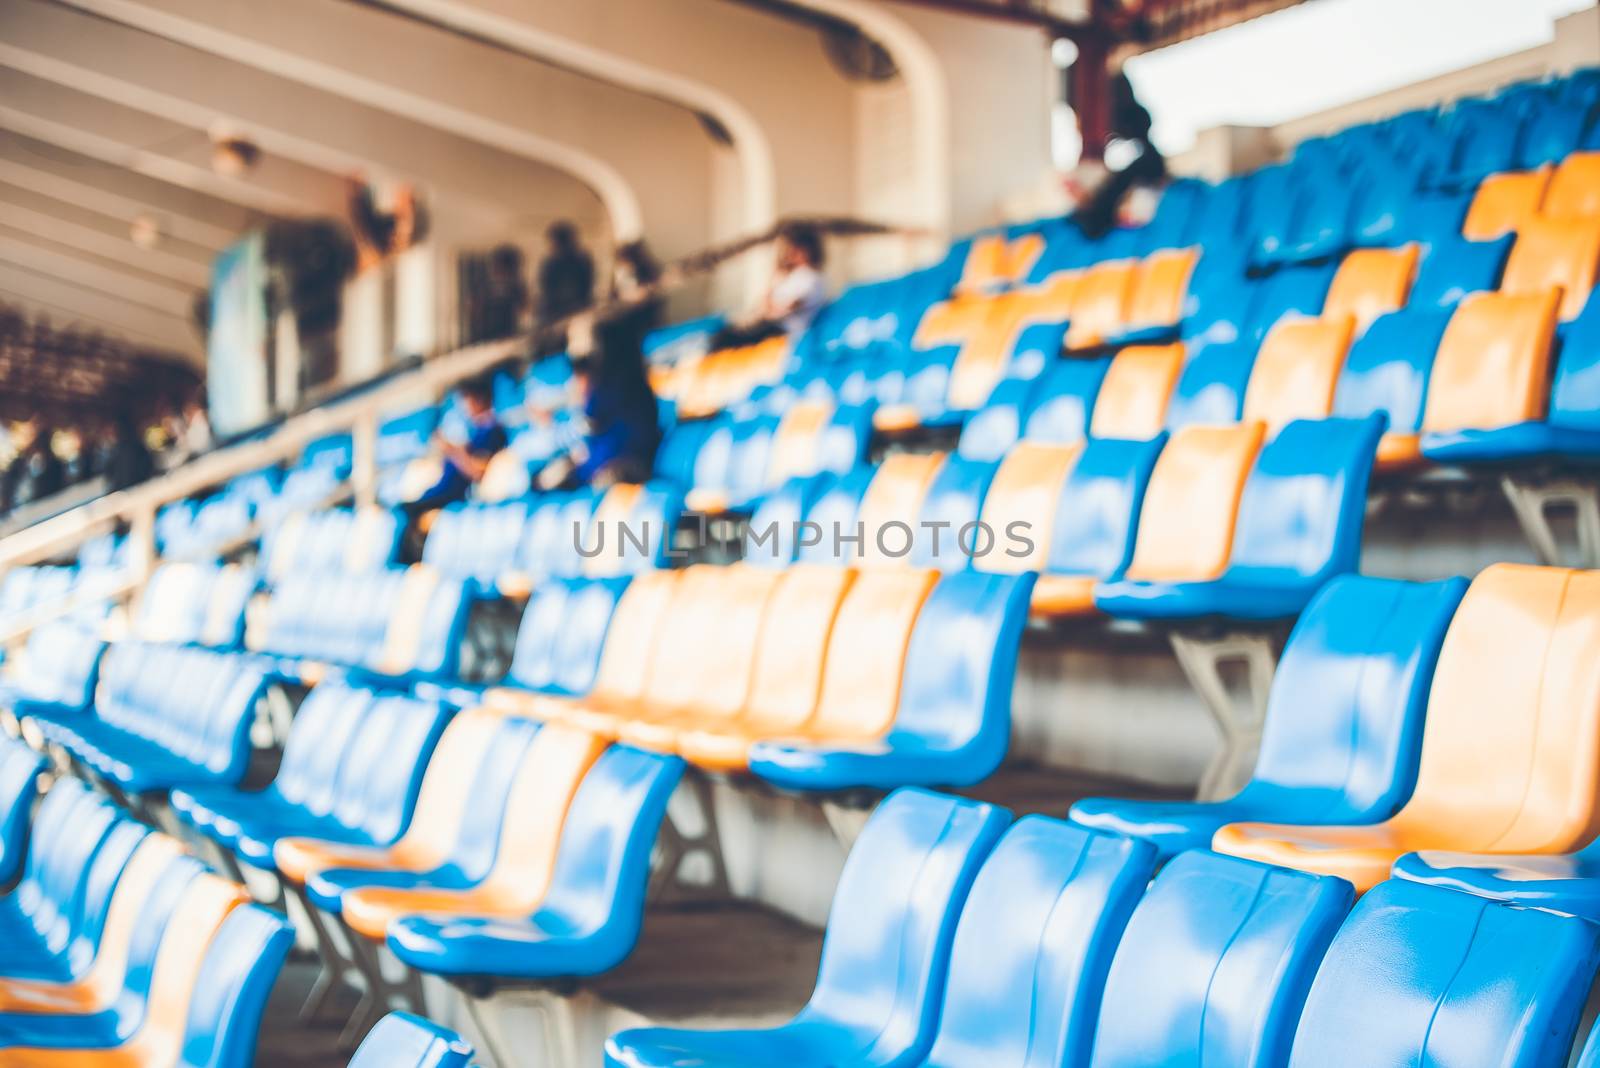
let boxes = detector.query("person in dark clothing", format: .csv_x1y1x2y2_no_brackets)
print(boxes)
1076,71,1168,240
537,222,595,324
607,239,667,355
476,243,529,342
104,414,154,491
537,309,661,490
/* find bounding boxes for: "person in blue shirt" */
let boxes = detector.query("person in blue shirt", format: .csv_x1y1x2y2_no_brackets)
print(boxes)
402,374,508,521
536,307,661,490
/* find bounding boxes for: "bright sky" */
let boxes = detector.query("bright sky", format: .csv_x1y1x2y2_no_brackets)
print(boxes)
1124,0,1595,155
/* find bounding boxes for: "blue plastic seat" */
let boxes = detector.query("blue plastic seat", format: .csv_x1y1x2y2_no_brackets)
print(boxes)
1391,838,1600,920
748,570,1035,791
1018,358,1114,446
1245,262,1336,344
2,622,104,719
1409,235,1511,308
604,789,1010,1068
798,467,876,565
955,373,1040,462
1287,878,1600,1067
1281,176,1359,264
1518,98,1590,168
421,500,530,589
348,1012,476,1068
173,687,451,872
911,457,998,572
1096,416,1384,622
1163,339,1255,428
1073,575,1466,860
0,740,47,887
387,744,684,980
1331,306,1454,459
498,577,628,697
742,474,833,567
1437,106,1523,190
918,819,1157,1068
1088,850,1352,1068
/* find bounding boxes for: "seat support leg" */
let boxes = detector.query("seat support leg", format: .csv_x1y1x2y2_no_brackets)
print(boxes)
1500,476,1600,568
1169,630,1277,801
651,772,731,901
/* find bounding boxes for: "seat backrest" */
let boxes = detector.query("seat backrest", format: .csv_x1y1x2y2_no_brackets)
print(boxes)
1065,260,1139,349
535,746,686,967
1020,357,1114,446
912,457,1000,572
274,683,369,811
1088,344,1184,439
1089,851,1352,1068
631,566,737,712
1546,150,1600,221
176,904,294,1068
550,577,630,697
1332,306,1454,434
1410,234,1511,308
1122,248,1198,332
948,291,1046,411
1221,416,1384,589
1047,436,1167,582
1462,167,1552,240
798,466,876,565
802,789,1010,1065
1322,245,1419,333
975,443,1082,574
1122,423,1266,582
957,374,1039,462
1288,879,1600,1068
741,564,856,737
333,694,452,847
1240,316,1357,436
1247,262,1335,342
1501,215,1600,320
695,565,786,720
808,568,939,742
14,620,103,711
347,1012,475,1068
0,740,46,886
1163,340,1256,428
1389,564,1600,853
889,571,1034,779
857,453,947,568
1241,575,1466,819
926,819,1158,1068
506,581,572,693
588,569,680,703
1419,289,1561,432
480,723,608,907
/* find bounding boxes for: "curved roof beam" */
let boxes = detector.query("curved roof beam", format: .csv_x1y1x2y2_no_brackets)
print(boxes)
46,0,723,247
0,0,605,234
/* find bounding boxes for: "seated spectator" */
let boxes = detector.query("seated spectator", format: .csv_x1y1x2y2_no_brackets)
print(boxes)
535,221,596,356
711,223,828,349
403,375,508,522
1075,71,1168,239
536,310,661,491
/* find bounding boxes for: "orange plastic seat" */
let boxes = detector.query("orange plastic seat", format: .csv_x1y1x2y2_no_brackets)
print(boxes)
946,292,1049,412
275,706,508,885
1120,422,1267,583
0,873,248,1068
914,294,997,351
765,400,834,486
1500,216,1600,321
1216,564,1600,893
1462,167,1552,241
1064,260,1139,350
479,569,680,726
1322,245,1420,333
1088,344,1186,439
1241,315,1357,436
375,565,443,676
856,453,947,568
612,565,787,749
974,442,1082,576
1544,152,1600,221
672,564,857,770
1121,248,1199,336
339,723,607,940
1419,290,1561,435
956,234,1010,295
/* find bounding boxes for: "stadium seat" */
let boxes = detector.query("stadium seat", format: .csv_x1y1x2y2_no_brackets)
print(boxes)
1163,339,1256,427
909,456,999,572
1096,417,1382,621
1461,166,1551,240
604,789,1009,1068
1416,289,1565,461
27,644,269,795
1065,260,1139,350
1544,150,1600,220
1321,244,1419,333
0,740,44,888
1287,878,1600,1067
856,454,947,566
1391,838,1600,921
1409,234,1511,307
1239,315,1358,436
1106,248,1197,345
0,621,104,720
1499,215,1600,320
170,685,450,871
133,562,255,648
385,743,684,979
1017,357,1115,446
481,577,628,706
1215,563,1600,892
749,569,1034,790
1072,575,1465,860
1086,343,1185,439
261,507,400,582
331,722,605,939
1088,850,1352,1068
421,500,531,589
347,1012,475,1068
1331,306,1454,466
